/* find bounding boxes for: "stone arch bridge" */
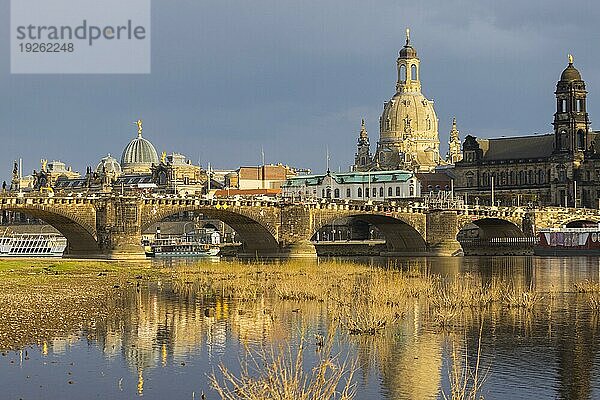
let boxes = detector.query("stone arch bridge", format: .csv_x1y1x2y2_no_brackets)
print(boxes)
1,194,599,259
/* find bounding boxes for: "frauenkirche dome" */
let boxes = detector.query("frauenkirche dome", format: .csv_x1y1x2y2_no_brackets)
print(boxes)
374,29,441,172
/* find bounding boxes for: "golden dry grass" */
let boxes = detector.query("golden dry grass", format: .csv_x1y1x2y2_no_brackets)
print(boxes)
210,329,356,400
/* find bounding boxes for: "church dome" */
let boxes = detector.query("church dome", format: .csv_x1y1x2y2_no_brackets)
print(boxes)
121,121,159,173
374,29,441,172
380,92,438,143
96,154,122,175
561,64,581,81
399,44,417,59
561,56,582,81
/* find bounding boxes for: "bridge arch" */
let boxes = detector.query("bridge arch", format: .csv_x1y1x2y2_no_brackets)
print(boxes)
458,217,525,240
312,213,427,253
0,205,99,255
563,218,600,228
141,206,280,255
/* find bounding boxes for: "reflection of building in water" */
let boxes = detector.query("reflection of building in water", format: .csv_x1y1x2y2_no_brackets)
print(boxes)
93,281,278,383
355,298,443,399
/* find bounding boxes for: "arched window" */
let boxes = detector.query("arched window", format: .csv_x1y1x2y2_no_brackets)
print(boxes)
396,186,401,196
577,129,586,150
365,188,369,198
388,187,392,197
547,169,551,183
561,99,567,112
322,189,325,198
379,187,384,197
346,188,351,197
361,157,366,165
483,172,488,186
466,172,474,187
560,130,568,150
509,171,514,185
409,186,414,196
399,64,407,82
373,188,377,197
326,188,331,198
334,188,340,198
528,170,533,184
357,188,362,198
411,64,417,81
519,171,524,185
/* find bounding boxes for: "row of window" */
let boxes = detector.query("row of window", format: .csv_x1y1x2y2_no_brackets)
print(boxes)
398,64,418,82
558,98,585,113
466,169,552,187
293,185,415,199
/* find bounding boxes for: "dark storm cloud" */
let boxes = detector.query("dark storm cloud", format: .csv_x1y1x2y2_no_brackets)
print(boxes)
1,0,599,178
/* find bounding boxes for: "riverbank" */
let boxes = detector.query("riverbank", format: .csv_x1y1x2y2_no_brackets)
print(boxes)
0,260,162,350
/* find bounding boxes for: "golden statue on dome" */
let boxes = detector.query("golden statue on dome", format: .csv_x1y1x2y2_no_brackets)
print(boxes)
135,119,143,136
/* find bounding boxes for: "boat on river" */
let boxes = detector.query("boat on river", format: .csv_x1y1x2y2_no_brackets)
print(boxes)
534,225,600,256
0,232,67,257
144,229,221,258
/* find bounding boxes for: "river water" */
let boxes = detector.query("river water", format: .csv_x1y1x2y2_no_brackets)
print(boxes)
1,256,600,400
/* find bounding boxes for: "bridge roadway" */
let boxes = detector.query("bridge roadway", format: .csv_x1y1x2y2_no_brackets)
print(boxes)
1,193,599,259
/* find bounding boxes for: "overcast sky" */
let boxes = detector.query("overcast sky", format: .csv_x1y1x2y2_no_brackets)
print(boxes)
2,0,600,181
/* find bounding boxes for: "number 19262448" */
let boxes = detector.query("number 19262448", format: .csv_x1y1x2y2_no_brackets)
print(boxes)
18,42,74,53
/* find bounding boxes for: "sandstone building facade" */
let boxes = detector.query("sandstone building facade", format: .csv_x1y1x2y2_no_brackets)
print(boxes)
453,57,600,208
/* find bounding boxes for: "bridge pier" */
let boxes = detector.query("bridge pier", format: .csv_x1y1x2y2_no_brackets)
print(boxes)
426,211,463,256
102,233,147,260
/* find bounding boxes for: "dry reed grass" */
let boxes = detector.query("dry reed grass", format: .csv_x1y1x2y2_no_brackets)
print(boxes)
210,329,356,400
442,323,487,400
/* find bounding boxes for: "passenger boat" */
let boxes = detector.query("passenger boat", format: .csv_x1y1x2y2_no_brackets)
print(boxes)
144,234,221,258
0,232,67,257
534,225,600,256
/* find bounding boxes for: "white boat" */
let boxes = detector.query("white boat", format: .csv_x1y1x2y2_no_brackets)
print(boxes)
144,237,220,258
0,232,67,257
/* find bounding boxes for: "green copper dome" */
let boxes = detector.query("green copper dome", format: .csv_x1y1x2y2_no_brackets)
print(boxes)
121,129,159,173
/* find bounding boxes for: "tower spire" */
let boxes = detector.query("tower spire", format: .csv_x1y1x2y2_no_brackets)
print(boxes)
447,117,462,163
405,28,410,46
360,119,368,139
568,54,574,65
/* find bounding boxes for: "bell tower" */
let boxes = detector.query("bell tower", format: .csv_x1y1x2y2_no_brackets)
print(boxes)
396,28,421,94
553,54,590,154
354,119,372,171
447,117,462,164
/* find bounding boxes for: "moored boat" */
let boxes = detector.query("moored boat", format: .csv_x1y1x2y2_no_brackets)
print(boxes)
534,225,600,256
144,228,221,258
0,232,67,257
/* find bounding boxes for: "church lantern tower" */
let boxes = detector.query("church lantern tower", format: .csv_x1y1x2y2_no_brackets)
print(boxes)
553,55,590,154
354,119,372,170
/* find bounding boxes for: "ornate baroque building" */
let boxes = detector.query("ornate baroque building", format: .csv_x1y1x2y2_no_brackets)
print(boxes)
353,30,446,173
453,56,600,207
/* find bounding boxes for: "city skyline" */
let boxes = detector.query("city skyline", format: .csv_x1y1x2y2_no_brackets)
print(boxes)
2,0,600,180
